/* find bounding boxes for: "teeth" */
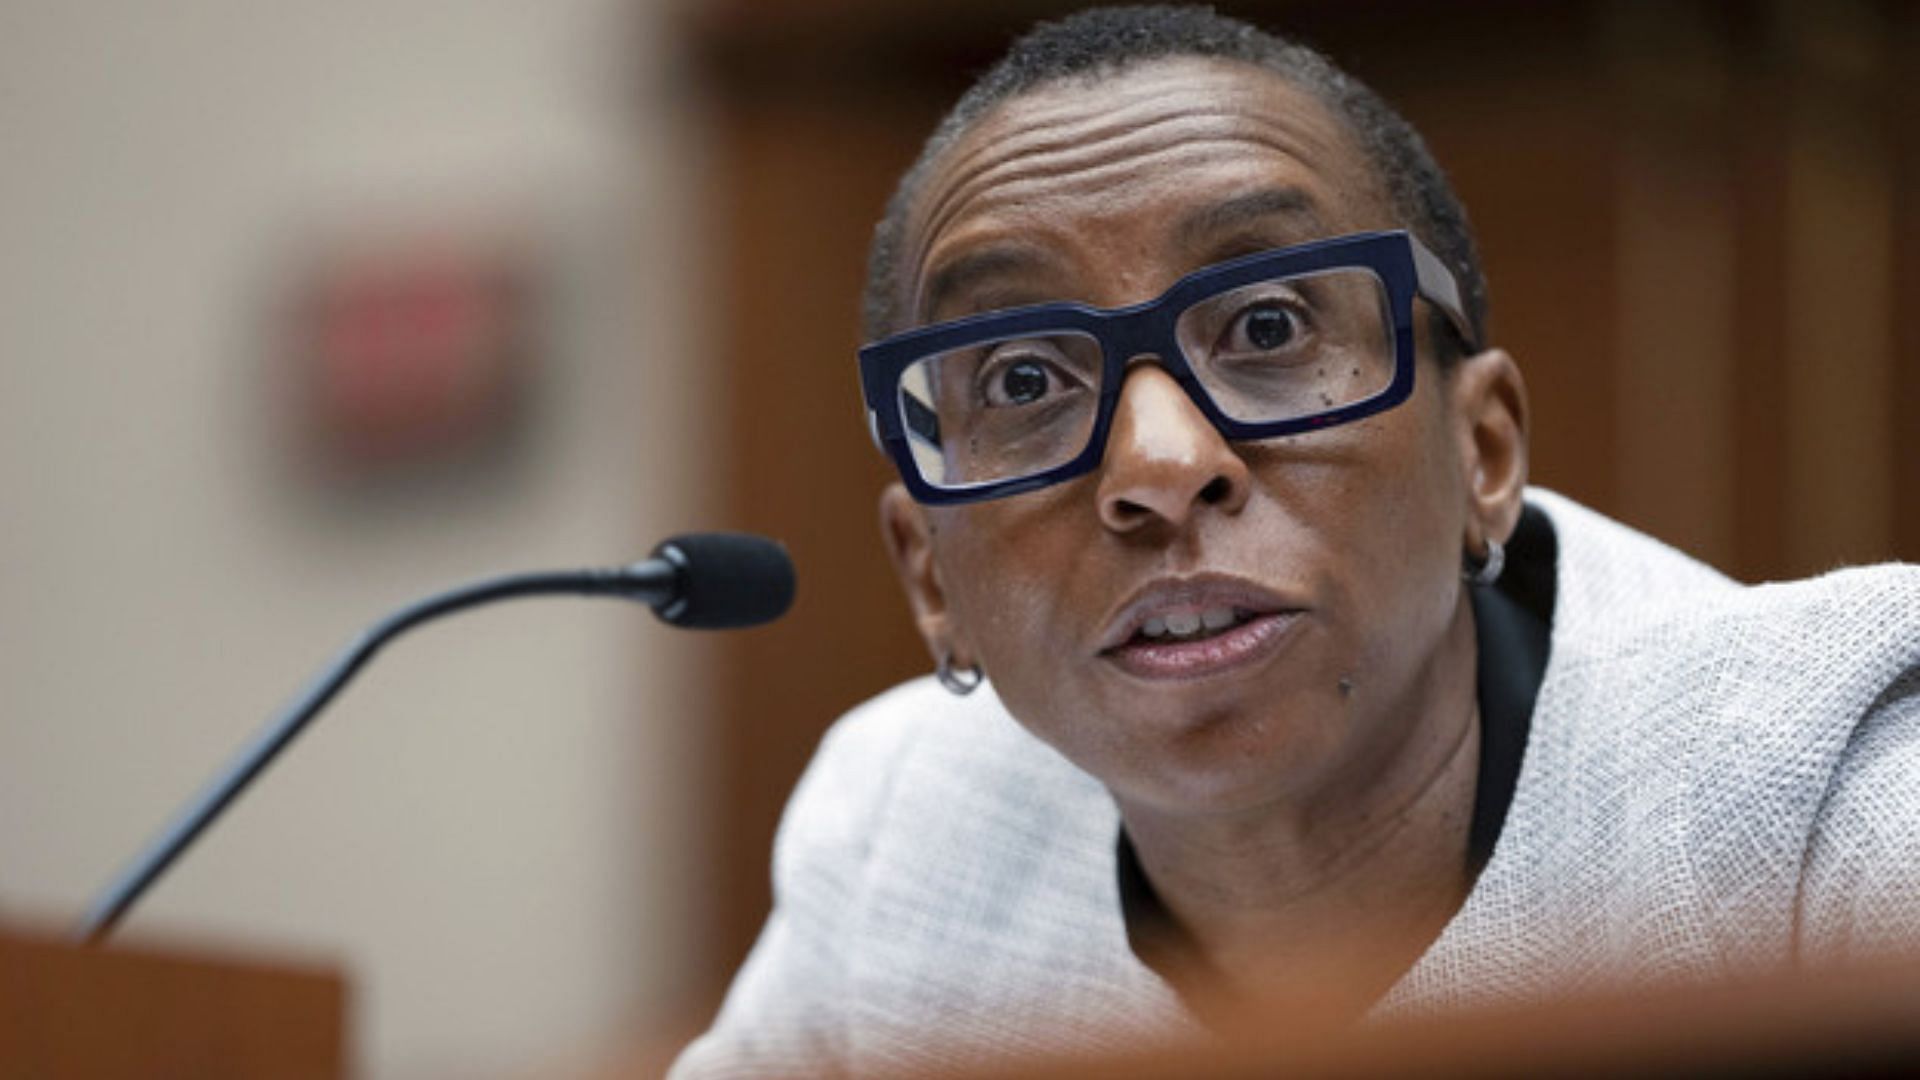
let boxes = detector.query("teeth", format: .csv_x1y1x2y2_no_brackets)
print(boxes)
1138,607,1247,642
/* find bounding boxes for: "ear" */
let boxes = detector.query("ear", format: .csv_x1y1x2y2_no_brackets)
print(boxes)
878,483,967,669
1447,348,1530,551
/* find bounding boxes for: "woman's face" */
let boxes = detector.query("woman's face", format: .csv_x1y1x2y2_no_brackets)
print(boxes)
884,58,1515,820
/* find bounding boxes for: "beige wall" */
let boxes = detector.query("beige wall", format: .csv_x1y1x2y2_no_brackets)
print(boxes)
0,2,711,1075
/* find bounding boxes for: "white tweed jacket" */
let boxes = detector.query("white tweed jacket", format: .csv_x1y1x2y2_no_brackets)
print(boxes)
673,491,1920,1077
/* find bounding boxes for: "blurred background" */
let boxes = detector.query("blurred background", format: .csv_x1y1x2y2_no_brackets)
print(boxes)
0,0,1914,1075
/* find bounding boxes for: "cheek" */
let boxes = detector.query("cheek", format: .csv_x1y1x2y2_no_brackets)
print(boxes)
932,500,1081,672
1242,400,1464,665
1335,412,1468,677
929,492,1123,764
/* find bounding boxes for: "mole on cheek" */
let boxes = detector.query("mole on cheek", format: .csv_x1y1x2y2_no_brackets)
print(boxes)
1338,675,1355,698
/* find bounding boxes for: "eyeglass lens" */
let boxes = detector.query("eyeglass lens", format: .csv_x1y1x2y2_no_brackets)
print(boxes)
896,267,1392,490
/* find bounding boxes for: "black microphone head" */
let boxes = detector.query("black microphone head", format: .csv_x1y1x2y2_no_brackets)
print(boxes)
651,532,796,629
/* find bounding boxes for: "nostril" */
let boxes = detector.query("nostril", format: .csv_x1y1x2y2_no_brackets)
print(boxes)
1199,476,1232,504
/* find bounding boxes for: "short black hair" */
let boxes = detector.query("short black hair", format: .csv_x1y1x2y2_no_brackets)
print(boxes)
862,4,1487,365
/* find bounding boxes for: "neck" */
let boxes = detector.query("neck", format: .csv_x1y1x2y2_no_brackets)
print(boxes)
1118,597,1483,1023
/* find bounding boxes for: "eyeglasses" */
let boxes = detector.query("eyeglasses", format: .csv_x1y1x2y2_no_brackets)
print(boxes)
859,229,1477,505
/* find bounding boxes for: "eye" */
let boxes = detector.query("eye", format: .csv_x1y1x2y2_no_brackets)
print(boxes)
996,360,1051,405
1220,301,1309,356
977,341,1084,407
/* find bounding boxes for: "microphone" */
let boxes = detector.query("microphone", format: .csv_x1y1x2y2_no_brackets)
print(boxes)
643,532,797,629
74,532,794,944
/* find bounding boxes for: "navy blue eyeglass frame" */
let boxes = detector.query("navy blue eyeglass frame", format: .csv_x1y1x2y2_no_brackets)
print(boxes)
858,229,1478,505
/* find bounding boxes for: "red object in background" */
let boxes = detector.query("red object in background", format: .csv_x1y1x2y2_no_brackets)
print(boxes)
293,236,535,481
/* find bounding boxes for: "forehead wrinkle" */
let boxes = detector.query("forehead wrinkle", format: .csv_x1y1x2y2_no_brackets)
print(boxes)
919,104,1327,249
912,121,1345,321
950,139,1326,226
918,177,1331,323
914,60,1344,219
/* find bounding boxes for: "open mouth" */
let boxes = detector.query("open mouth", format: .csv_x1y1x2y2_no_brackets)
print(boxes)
1095,575,1306,681
1131,605,1259,645
1105,608,1304,681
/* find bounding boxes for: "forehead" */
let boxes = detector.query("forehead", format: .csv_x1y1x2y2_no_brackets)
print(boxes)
899,57,1389,322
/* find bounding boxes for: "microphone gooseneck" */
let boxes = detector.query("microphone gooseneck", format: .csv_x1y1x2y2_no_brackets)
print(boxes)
74,533,794,944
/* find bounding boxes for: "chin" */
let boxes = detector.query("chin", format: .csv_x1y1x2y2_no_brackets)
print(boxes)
1100,698,1345,818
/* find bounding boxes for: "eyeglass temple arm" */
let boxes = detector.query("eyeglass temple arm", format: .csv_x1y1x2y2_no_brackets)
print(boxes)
1409,237,1480,353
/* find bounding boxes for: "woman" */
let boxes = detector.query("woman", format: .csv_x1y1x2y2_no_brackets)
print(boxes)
675,7,1920,1076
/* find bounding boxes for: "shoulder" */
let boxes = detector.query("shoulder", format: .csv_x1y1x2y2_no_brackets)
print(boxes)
1530,487,1920,712
1496,491,1920,968
672,680,1112,1077
1528,487,1734,609
1801,667,1920,961
782,676,1100,852
778,677,950,846
771,676,1116,940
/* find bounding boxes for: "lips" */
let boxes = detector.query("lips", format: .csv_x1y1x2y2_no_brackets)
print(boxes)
1096,576,1305,681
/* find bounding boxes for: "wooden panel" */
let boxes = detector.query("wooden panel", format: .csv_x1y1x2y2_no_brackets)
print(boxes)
1370,11,1622,515
1779,0,1897,575
701,91,943,987
1893,0,1920,562
1728,4,1795,580
1607,1,1740,568
0,929,347,1078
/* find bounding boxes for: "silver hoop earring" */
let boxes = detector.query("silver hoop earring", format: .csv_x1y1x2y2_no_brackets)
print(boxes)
1463,537,1505,587
936,652,983,696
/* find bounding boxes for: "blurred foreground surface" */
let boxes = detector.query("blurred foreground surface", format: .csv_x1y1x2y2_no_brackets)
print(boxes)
601,956,1920,1079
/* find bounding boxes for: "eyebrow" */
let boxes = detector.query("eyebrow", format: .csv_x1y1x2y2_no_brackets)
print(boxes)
1174,187,1326,247
919,245,1056,324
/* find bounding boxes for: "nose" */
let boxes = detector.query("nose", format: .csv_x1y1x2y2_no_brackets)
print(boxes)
1096,362,1251,533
